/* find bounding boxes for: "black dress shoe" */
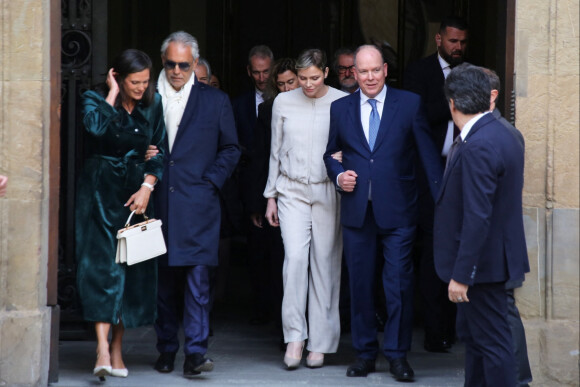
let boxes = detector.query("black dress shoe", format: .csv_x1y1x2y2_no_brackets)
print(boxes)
154,352,176,373
424,335,453,352
346,358,376,377
183,353,214,378
389,358,414,381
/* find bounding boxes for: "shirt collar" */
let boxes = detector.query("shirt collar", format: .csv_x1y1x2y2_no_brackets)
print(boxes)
360,85,387,106
461,111,490,140
438,53,451,71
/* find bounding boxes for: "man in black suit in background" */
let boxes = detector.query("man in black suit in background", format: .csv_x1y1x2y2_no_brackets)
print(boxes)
233,45,274,155
403,16,468,353
484,67,533,387
232,45,275,324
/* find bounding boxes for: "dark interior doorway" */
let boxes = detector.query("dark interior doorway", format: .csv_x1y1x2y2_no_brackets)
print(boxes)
54,0,515,379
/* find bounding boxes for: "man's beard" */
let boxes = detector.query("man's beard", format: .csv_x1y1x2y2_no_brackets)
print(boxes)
340,77,357,90
440,50,465,67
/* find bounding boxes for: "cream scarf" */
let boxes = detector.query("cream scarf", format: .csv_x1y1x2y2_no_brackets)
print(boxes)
157,70,195,152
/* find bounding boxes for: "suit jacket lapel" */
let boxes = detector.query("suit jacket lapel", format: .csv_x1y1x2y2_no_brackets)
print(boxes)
173,83,199,147
430,53,445,85
373,89,398,149
436,113,495,202
347,91,370,151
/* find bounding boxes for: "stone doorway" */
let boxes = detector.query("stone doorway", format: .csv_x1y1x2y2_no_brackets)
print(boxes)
52,0,515,381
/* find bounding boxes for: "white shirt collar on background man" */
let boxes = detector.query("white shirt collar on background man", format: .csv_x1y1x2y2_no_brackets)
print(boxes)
254,88,264,116
359,85,387,142
438,54,452,78
460,111,490,141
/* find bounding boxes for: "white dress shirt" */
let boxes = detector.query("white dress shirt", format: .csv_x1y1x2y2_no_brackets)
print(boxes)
460,111,490,141
336,86,387,190
254,89,264,116
359,86,387,142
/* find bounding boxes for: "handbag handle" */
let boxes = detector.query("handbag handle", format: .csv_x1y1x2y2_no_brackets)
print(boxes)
124,210,149,227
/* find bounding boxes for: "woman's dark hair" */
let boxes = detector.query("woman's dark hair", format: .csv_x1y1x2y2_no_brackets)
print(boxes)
264,57,297,101
96,49,155,108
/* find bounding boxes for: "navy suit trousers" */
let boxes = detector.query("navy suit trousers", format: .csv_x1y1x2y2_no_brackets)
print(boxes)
343,203,416,359
155,265,211,355
457,282,517,387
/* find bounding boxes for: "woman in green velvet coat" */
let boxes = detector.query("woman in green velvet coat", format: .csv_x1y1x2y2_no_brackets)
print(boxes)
75,49,165,379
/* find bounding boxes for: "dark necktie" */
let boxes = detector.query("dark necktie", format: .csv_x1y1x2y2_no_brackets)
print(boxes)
445,135,462,170
368,99,380,150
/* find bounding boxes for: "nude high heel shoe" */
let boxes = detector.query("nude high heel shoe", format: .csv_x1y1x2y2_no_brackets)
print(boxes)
283,341,304,369
306,352,324,368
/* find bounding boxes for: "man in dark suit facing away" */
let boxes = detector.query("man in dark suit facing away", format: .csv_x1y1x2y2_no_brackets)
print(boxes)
434,64,529,387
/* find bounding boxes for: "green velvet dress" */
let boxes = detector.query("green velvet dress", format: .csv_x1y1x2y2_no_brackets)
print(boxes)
75,90,165,328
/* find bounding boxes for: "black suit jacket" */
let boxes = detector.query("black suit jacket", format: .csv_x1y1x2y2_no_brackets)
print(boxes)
492,107,526,289
492,108,525,151
403,53,450,154
243,99,274,214
232,90,258,156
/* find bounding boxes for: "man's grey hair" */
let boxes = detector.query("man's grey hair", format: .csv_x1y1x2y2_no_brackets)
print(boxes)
161,31,200,60
197,57,212,79
248,45,274,65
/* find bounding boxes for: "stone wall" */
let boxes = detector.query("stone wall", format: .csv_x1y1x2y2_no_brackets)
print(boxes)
516,0,580,385
0,0,53,385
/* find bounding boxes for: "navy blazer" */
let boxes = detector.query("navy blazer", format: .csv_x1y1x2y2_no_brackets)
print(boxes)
403,53,451,153
324,88,443,229
433,113,529,285
155,81,241,267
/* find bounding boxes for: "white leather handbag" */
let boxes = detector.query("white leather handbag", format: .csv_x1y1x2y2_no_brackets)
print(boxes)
115,211,167,265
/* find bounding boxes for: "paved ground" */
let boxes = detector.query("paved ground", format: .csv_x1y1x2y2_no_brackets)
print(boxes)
53,305,465,387
52,246,465,386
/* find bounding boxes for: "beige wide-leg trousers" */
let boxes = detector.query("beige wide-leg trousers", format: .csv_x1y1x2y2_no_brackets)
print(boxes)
276,175,342,353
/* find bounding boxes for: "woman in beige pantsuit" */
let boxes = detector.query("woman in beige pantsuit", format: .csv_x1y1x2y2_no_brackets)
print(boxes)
264,49,347,369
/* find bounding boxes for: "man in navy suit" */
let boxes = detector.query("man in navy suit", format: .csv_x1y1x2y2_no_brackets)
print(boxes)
233,45,273,155
232,45,276,324
403,16,469,353
153,31,240,378
434,64,529,386
324,45,443,381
